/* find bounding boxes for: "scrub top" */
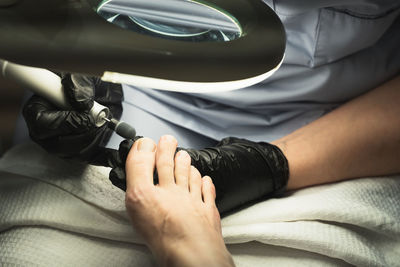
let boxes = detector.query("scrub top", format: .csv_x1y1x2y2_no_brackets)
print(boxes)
108,0,400,149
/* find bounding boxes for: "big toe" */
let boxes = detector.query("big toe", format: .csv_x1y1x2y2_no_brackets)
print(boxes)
126,137,157,188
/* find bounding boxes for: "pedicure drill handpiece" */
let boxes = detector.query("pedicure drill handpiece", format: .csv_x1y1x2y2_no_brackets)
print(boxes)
1,59,136,139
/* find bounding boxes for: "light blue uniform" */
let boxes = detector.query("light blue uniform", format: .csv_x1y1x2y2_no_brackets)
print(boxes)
109,0,400,149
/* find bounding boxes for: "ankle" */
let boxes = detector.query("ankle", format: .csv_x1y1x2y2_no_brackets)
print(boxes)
155,238,234,267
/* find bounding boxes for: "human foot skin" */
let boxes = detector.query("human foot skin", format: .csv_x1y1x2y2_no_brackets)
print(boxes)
125,135,235,267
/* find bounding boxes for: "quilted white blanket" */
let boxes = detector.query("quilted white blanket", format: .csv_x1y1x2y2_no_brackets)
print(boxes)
0,143,399,266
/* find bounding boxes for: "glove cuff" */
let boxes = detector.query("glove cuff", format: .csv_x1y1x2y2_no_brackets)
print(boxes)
257,142,289,196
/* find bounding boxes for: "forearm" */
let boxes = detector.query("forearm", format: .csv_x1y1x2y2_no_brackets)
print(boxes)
273,75,400,190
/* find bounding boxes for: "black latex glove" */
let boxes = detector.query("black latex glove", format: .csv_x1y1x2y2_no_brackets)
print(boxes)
23,73,123,162
107,137,289,214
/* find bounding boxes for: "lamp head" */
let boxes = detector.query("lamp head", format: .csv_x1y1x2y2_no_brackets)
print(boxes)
0,0,285,92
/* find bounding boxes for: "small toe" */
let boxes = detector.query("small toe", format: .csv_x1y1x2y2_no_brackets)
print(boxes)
174,150,191,189
189,166,202,198
201,176,217,206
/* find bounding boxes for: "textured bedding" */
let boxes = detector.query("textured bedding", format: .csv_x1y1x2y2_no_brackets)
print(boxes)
1,143,399,266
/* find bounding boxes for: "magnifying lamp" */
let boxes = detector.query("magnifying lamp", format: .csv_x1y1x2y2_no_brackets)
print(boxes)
0,0,285,92
0,0,285,138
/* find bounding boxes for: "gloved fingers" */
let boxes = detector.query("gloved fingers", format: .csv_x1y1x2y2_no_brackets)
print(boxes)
156,135,178,187
94,79,123,105
22,91,109,159
43,126,107,160
61,73,95,111
93,79,124,120
62,73,124,121
22,72,123,163
189,166,202,198
118,139,136,163
89,147,121,168
23,95,95,139
202,176,217,206
106,98,123,122
109,167,127,191
174,150,191,189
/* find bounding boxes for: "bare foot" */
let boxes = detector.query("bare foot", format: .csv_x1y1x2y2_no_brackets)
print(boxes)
125,135,235,267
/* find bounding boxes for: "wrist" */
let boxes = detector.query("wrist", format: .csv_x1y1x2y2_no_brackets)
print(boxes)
272,135,326,191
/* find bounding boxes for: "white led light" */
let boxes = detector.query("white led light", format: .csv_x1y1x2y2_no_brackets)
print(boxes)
102,56,284,93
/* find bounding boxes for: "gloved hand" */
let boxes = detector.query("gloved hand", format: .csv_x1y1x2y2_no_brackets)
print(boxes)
107,137,289,214
23,73,123,162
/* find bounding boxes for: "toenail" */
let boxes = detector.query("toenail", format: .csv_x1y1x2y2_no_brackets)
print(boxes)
161,135,176,143
137,138,156,152
178,150,190,159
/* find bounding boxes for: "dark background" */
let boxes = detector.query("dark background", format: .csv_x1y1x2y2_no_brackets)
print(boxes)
0,75,25,156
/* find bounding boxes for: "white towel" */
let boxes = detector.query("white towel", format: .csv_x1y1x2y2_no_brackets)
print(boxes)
0,143,399,266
